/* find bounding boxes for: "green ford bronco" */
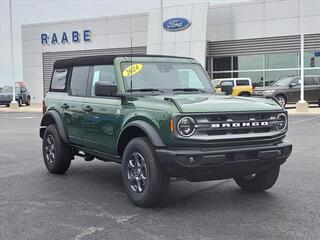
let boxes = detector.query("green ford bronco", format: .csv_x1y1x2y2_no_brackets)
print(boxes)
40,55,292,207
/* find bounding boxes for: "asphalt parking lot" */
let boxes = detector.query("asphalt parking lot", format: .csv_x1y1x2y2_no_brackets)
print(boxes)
0,112,319,240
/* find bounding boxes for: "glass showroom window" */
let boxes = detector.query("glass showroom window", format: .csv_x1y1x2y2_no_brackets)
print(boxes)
304,51,320,68
212,57,232,71
266,52,298,69
233,55,264,70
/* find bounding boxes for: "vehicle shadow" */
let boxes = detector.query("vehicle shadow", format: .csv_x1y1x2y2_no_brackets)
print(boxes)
47,160,281,214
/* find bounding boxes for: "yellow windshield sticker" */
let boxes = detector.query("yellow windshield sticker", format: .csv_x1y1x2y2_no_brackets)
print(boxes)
122,64,143,77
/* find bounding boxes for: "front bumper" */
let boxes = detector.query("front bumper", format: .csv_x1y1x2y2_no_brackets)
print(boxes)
156,141,292,182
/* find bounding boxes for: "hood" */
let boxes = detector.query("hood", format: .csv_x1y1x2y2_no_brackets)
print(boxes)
151,93,282,113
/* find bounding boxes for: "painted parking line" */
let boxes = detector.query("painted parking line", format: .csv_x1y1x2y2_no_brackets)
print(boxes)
291,116,320,124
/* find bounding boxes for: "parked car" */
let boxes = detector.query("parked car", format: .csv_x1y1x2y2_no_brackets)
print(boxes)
213,78,253,97
253,75,320,107
40,55,292,207
0,83,31,107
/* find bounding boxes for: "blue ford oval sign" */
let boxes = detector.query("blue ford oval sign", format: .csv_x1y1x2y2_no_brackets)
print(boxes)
163,18,191,32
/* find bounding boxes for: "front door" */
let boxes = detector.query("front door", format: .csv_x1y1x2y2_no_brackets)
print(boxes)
82,65,121,155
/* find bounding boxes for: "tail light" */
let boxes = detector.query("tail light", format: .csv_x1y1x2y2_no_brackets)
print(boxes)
42,100,47,114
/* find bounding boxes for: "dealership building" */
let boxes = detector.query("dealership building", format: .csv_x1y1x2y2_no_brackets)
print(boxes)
21,0,320,102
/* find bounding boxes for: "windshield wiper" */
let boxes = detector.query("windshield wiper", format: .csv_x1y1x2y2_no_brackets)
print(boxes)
128,88,164,93
172,88,207,93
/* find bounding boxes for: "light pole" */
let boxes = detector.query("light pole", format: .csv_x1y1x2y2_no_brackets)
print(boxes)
9,0,17,107
296,0,308,112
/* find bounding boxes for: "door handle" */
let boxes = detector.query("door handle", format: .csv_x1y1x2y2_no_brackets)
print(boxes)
61,103,69,109
83,106,93,113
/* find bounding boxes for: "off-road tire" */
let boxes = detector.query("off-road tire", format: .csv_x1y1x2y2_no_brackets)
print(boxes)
26,97,31,106
42,124,72,174
122,137,169,207
234,165,280,192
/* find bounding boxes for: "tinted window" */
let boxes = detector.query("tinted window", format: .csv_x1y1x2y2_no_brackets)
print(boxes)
305,77,315,86
236,79,250,86
90,65,116,96
70,66,90,96
314,77,320,85
51,69,67,90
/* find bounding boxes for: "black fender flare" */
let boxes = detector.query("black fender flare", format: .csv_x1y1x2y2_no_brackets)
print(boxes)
40,110,68,143
117,120,165,148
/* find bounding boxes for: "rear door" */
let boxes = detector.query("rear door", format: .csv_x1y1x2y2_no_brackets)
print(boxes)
62,66,90,146
304,76,319,102
81,65,121,155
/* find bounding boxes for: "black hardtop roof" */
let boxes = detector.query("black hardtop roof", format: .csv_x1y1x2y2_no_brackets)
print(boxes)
54,54,194,69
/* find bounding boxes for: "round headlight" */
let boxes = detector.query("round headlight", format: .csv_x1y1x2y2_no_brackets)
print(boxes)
177,117,196,137
277,113,287,131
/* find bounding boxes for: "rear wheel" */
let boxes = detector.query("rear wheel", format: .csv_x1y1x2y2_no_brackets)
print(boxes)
234,165,280,192
42,124,72,174
275,95,286,107
26,97,31,106
122,137,169,207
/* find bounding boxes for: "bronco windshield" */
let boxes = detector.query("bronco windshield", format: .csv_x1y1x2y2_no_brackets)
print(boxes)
121,62,213,93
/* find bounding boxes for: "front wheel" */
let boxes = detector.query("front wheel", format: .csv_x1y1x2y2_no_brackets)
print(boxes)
42,124,73,174
275,95,286,107
234,165,280,192
26,97,31,106
122,137,169,207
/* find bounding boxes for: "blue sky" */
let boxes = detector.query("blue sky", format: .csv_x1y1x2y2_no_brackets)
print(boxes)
0,0,249,87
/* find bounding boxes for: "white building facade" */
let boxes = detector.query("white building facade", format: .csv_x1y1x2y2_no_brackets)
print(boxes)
21,0,320,102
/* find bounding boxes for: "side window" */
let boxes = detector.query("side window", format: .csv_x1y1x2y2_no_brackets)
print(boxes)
314,77,320,85
70,66,90,96
51,69,67,90
305,77,315,86
236,79,250,86
90,65,116,96
220,80,234,87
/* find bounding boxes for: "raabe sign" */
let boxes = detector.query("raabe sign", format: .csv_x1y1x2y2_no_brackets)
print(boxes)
163,18,191,32
41,30,92,45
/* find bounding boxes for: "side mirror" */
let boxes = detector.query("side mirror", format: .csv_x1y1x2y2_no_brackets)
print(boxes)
220,82,233,95
289,82,297,88
95,81,117,97
252,83,258,89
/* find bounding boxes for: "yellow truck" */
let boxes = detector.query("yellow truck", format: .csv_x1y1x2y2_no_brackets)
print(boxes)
212,78,253,97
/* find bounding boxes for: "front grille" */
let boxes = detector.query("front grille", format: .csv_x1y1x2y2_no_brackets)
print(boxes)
192,112,283,139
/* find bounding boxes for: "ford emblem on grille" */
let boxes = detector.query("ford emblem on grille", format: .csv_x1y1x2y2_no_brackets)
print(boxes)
211,121,269,128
